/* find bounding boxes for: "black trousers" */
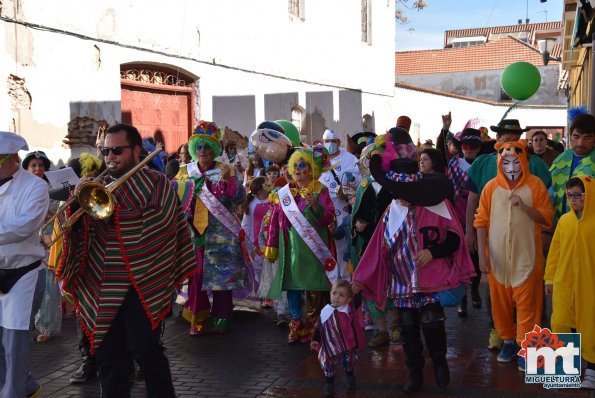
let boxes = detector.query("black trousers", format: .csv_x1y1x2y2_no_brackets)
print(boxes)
96,288,175,398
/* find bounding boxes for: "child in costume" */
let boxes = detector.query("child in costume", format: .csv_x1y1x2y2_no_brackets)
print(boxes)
264,145,338,343
240,176,271,307
545,176,595,389
257,178,290,326
310,279,364,397
475,141,554,370
352,127,474,394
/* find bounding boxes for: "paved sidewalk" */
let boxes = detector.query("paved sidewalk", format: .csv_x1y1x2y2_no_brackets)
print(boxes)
30,283,593,397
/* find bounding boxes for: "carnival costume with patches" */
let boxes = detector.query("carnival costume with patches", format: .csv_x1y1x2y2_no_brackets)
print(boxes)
173,121,250,335
319,129,362,281
311,303,365,378
353,127,475,393
474,141,554,347
264,145,337,343
545,175,595,368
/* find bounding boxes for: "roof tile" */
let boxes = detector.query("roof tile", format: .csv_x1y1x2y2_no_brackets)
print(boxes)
396,36,559,76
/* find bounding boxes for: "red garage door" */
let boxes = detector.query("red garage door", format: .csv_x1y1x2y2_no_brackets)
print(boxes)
120,66,195,154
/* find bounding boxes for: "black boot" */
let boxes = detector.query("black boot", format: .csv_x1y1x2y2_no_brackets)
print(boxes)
457,294,468,317
324,377,335,397
397,308,425,394
470,251,482,308
422,320,450,389
69,331,97,384
346,372,357,390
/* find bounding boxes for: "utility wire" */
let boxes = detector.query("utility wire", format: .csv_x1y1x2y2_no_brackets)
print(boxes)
485,0,499,27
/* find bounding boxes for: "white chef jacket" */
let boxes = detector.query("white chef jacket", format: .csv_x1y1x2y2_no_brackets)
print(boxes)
319,148,361,225
0,168,48,330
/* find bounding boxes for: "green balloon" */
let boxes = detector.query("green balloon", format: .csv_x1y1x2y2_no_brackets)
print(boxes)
275,120,301,146
500,62,541,101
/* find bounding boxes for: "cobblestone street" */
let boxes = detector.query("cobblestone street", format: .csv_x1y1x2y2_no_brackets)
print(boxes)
31,283,593,397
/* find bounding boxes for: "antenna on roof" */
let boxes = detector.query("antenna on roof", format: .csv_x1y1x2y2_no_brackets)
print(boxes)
518,19,522,25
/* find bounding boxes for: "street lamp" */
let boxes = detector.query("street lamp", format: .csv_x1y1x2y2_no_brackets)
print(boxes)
537,37,557,65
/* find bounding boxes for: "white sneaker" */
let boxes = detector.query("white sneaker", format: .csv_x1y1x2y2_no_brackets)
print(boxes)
582,368,595,389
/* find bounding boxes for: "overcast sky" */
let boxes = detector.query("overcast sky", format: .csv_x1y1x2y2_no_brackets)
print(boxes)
395,0,564,51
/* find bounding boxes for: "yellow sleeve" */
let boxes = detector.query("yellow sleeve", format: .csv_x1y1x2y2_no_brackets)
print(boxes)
544,223,561,284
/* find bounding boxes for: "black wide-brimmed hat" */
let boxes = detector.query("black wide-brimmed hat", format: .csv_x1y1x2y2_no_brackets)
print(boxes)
368,154,453,206
22,151,50,170
490,119,529,134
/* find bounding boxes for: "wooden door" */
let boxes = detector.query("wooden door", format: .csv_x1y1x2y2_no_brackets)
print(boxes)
120,65,195,154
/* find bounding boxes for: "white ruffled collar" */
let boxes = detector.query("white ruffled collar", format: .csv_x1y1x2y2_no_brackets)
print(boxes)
320,304,350,324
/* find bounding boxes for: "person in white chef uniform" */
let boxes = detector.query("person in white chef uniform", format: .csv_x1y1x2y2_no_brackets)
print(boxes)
319,129,361,281
0,132,48,398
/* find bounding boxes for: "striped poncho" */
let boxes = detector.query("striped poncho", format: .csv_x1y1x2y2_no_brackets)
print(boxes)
57,168,196,351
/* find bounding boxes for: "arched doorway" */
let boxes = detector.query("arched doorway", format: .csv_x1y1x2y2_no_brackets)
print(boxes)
120,64,197,154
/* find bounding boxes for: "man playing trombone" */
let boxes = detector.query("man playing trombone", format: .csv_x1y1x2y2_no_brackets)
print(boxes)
56,124,196,398
0,132,48,398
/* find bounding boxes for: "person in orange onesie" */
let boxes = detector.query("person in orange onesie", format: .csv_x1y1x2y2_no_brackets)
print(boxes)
474,140,554,371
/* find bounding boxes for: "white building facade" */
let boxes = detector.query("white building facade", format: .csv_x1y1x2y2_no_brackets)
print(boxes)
394,83,567,144
0,0,397,165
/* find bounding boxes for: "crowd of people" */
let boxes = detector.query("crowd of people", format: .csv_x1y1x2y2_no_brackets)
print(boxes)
0,109,594,397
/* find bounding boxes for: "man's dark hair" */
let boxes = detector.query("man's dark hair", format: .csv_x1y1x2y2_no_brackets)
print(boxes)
570,114,595,136
532,130,547,140
566,177,585,192
106,123,143,149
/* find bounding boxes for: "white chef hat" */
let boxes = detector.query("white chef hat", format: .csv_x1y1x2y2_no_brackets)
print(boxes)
322,129,339,140
0,132,28,154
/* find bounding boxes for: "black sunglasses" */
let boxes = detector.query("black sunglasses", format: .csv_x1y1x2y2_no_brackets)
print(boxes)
100,146,132,156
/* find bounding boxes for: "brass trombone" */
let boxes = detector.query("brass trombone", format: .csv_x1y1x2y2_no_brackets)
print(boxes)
41,168,109,234
45,144,163,247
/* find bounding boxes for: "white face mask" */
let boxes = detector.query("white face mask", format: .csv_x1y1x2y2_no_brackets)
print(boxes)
502,156,521,181
324,142,338,155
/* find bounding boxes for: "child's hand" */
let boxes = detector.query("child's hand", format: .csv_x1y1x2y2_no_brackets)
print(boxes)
545,284,553,296
466,229,477,253
509,194,527,210
413,249,433,268
351,281,362,295
310,341,320,351
479,253,490,274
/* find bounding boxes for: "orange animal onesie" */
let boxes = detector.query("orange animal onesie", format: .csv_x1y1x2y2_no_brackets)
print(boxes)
474,141,554,345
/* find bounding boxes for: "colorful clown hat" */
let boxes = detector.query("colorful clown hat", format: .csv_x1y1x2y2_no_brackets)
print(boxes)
188,120,222,160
